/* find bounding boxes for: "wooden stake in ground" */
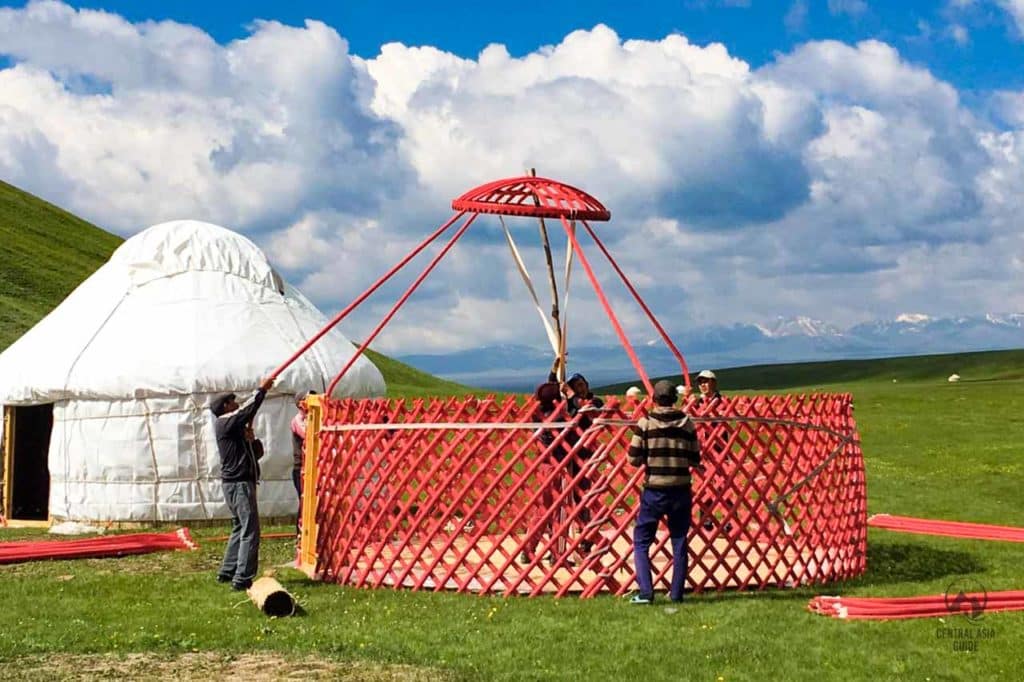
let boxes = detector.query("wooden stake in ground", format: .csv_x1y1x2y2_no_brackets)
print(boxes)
247,576,296,617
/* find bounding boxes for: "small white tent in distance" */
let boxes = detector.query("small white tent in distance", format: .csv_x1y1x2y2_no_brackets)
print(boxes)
0,220,384,523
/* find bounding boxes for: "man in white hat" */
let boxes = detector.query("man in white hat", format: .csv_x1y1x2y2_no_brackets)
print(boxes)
693,370,722,406
686,369,735,533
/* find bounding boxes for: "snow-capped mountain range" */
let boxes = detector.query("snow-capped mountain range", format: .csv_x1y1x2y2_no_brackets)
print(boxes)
755,316,843,338
396,313,1024,391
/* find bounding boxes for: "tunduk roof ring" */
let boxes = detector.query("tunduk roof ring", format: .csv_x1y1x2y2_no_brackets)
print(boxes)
451,176,611,222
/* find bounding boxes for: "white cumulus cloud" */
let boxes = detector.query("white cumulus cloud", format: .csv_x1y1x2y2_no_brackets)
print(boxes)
997,1,1024,34
0,1,409,234
1,2,1023,355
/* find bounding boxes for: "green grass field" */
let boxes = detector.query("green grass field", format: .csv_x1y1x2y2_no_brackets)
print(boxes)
2,350,1021,681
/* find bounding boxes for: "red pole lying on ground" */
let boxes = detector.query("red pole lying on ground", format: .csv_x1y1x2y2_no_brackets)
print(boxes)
0,529,197,564
809,591,1024,620
868,514,1024,542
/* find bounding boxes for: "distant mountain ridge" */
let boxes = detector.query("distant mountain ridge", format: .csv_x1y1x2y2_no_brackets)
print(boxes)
397,313,1024,391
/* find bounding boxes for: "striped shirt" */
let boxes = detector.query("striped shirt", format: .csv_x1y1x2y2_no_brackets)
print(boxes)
628,406,702,489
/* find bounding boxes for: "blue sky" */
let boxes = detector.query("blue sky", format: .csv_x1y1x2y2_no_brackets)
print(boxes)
0,1,1023,353
39,0,1024,94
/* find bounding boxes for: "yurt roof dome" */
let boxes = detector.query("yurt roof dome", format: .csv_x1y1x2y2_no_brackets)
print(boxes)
110,220,286,292
0,220,383,404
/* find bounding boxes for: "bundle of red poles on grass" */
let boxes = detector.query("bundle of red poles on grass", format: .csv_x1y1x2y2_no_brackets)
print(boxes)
808,590,1024,620
868,514,1024,543
0,528,197,564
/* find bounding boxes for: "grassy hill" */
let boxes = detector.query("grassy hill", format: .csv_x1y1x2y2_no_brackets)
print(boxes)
0,180,123,350
0,180,469,396
363,348,480,397
600,347,1024,393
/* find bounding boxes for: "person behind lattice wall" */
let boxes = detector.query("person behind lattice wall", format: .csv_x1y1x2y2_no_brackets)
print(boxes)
561,371,605,557
520,379,568,565
684,370,734,533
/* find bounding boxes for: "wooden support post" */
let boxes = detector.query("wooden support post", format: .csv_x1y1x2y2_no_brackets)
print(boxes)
2,406,14,521
298,394,323,576
529,167,565,381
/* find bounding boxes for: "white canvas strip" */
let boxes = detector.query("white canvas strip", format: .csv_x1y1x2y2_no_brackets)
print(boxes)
499,216,561,356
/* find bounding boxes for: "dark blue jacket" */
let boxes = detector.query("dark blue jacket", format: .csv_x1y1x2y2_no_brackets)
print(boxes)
214,389,266,482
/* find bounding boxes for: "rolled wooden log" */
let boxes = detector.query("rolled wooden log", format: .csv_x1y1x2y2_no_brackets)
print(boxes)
247,576,296,617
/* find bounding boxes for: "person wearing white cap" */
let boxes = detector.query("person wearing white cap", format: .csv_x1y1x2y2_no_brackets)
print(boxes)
692,369,722,406
689,370,734,533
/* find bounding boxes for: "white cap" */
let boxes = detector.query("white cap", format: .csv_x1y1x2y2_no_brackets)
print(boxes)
697,369,717,380
625,386,642,398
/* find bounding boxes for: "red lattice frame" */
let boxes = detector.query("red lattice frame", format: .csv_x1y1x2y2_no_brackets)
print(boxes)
302,393,867,597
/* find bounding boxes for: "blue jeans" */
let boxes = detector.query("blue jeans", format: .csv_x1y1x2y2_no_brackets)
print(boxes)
219,480,260,588
633,487,692,601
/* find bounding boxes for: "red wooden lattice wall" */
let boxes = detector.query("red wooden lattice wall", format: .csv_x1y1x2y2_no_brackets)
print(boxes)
307,393,867,597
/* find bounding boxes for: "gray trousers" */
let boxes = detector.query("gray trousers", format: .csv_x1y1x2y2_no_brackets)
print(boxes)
218,480,260,587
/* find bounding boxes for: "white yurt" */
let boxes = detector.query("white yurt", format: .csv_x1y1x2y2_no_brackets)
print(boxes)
0,220,384,523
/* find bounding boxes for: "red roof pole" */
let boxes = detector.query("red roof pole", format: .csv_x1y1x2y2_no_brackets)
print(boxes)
326,212,479,395
557,214,654,396
268,210,467,383
579,220,691,389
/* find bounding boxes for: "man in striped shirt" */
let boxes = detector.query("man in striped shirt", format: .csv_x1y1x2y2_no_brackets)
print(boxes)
628,379,703,605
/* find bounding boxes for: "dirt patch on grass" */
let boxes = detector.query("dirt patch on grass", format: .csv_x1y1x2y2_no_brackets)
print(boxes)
3,652,453,681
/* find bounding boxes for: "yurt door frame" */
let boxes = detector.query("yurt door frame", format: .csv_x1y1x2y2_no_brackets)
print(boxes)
2,404,53,523
1,405,11,520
